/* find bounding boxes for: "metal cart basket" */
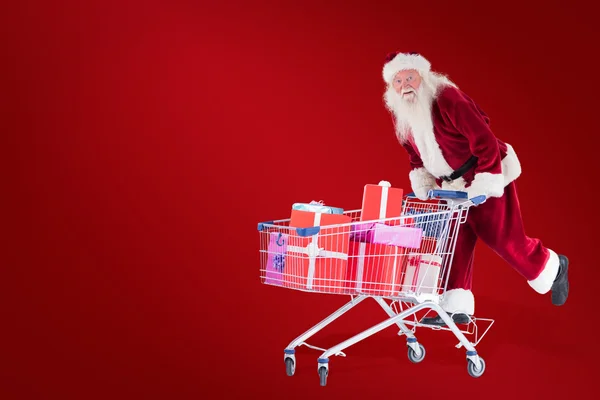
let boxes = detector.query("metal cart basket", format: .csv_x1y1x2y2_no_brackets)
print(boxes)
257,190,494,386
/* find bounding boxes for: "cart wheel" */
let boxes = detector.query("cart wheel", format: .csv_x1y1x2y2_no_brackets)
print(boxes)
407,343,426,363
318,366,328,387
467,357,486,378
285,357,295,376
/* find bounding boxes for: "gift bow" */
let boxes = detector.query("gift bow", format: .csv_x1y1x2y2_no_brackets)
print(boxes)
378,180,391,219
287,242,348,260
287,241,348,290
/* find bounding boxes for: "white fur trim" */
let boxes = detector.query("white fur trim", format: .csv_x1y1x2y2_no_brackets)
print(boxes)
466,172,505,199
438,143,521,196
501,143,522,185
409,167,437,200
410,127,455,179
383,53,431,83
528,249,559,294
440,288,475,315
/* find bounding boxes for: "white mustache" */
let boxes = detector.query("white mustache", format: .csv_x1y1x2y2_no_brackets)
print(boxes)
402,88,416,95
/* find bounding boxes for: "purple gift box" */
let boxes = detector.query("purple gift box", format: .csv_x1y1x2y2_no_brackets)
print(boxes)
350,222,422,249
350,222,376,242
265,232,288,285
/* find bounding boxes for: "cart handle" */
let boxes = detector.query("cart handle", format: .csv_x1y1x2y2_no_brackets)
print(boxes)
257,222,321,237
406,190,487,206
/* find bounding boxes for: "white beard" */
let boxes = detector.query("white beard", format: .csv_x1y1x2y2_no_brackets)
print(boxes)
383,78,456,178
384,84,435,144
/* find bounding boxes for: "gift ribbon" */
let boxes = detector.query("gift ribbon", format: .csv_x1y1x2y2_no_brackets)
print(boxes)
287,244,349,290
421,260,442,268
307,212,322,289
293,201,339,214
389,247,399,296
287,245,349,260
288,211,350,290
356,243,366,291
276,233,285,246
378,181,390,219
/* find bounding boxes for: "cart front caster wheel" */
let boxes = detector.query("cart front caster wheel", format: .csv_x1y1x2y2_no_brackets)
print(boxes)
318,366,328,386
407,343,426,363
467,357,486,378
285,358,295,376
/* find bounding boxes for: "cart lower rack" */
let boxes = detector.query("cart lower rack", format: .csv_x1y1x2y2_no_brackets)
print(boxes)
257,190,494,386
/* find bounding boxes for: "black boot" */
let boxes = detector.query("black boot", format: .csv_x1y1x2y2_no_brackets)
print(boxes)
551,255,569,306
420,313,471,327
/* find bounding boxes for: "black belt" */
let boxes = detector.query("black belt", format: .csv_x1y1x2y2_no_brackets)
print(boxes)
440,155,478,182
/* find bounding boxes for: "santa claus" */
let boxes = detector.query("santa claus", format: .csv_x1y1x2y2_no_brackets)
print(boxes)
382,51,569,326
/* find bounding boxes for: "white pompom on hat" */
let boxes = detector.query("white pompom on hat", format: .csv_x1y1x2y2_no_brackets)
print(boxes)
382,51,431,84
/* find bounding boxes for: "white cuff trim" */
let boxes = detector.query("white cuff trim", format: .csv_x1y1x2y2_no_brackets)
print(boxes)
528,249,559,294
440,288,475,315
502,143,522,184
467,172,505,199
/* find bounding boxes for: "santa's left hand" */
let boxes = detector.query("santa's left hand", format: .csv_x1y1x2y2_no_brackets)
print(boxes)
466,187,487,202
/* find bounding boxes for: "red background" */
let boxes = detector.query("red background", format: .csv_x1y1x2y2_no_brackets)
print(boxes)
3,1,598,399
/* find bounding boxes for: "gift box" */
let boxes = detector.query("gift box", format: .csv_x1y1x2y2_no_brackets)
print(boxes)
285,209,352,293
264,232,288,286
411,237,440,258
349,222,376,242
350,217,414,247
350,223,423,249
401,254,442,294
403,207,449,239
360,181,404,222
292,200,344,215
402,216,415,226
345,240,409,297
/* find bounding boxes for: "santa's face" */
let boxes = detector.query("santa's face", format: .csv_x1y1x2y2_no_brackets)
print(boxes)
383,69,434,143
392,69,422,103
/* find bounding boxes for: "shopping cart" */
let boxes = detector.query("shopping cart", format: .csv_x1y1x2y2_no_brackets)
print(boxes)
257,190,495,386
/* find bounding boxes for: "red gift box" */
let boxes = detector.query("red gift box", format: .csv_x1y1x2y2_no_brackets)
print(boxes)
289,209,350,229
402,216,415,226
360,181,404,223
285,210,352,293
345,240,409,297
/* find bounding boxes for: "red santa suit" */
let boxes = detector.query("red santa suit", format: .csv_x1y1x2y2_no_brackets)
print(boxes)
382,52,562,316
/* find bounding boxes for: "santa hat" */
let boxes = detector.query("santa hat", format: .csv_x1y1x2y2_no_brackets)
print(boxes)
382,51,431,84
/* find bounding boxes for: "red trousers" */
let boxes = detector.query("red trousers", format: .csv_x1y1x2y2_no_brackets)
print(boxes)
446,181,550,291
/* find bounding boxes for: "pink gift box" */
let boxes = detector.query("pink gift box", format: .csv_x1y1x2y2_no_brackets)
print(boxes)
371,223,423,248
351,223,423,249
350,222,376,242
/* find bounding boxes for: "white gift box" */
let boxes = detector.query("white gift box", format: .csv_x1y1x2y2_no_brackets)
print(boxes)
401,254,442,294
